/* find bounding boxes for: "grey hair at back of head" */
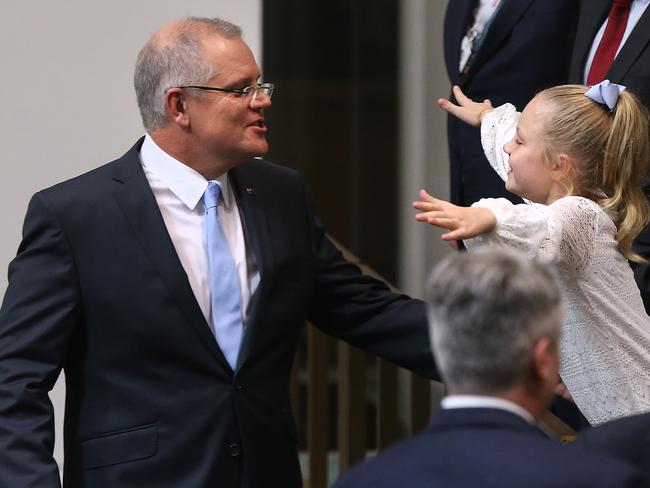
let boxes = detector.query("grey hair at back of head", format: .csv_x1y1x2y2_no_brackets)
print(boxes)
134,17,242,132
426,247,561,393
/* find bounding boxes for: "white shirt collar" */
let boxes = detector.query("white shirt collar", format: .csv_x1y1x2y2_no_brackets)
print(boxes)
441,394,535,425
140,134,233,210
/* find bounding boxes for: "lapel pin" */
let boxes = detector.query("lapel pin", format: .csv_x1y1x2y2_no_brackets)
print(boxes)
245,187,256,195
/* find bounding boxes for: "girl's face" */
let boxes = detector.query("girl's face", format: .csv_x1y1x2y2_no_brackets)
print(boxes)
503,96,557,204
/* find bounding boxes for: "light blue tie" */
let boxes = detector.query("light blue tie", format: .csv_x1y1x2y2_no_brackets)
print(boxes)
203,181,243,370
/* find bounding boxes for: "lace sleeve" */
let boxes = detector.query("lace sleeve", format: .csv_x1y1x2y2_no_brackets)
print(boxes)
464,197,599,271
464,198,551,259
544,197,599,273
480,103,519,183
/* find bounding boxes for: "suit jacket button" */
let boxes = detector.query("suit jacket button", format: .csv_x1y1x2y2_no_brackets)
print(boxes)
228,443,241,457
234,382,243,391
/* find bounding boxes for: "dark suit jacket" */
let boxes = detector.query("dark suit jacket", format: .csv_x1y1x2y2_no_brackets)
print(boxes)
570,0,650,313
332,408,642,488
444,0,578,207
579,413,650,486
0,138,436,487
569,0,650,107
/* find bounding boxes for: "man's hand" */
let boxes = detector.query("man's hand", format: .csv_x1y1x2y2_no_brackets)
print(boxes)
437,85,493,128
413,189,496,241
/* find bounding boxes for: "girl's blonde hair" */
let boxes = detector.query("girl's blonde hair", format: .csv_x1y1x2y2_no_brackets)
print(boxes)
537,84,650,263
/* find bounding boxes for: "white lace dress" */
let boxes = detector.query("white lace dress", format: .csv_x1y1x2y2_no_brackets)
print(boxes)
464,103,650,425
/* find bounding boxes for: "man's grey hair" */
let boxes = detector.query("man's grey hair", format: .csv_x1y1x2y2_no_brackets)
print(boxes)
426,247,562,393
134,17,242,132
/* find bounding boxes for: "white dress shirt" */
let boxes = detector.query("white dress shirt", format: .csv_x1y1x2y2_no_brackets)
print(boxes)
442,395,535,425
139,134,259,329
583,0,650,83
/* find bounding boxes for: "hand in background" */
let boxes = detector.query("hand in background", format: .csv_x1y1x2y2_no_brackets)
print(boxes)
437,85,493,128
554,380,575,403
413,189,496,241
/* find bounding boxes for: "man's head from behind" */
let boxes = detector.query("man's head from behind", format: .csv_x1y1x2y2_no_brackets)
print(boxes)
134,17,271,176
427,248,562,417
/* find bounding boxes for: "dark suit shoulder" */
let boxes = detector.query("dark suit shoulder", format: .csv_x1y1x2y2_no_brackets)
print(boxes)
230,159,312,211
232,158,303,184
39,160,119,196
333,409,641,488
36,140,143,206
580,413,650,465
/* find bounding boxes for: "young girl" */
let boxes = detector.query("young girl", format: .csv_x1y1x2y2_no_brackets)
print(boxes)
414,81,650,426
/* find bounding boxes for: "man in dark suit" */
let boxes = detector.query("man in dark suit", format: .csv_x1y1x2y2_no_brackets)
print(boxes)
444,0,578,208
333,249,642,488
579,413,650,486
0,17,436,487
570,0,650,312
570,0,650,107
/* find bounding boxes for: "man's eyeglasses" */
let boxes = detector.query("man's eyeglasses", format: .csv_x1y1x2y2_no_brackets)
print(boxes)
175,82,274,102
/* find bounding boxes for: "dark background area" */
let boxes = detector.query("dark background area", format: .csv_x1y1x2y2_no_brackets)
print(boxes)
263,0,403,450
263,0,400,282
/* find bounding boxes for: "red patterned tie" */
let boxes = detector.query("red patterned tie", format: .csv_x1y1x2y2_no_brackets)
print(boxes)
587,0,634,85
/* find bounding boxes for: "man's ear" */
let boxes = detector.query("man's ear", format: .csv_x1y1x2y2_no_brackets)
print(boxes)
163,88,190,128
551,153,573,183
530,336,559,385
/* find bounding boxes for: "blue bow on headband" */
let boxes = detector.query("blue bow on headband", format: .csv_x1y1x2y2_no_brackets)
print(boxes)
585,80,626,111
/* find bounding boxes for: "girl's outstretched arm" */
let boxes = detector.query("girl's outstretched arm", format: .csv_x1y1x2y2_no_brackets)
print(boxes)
437,85,493,128
413,189,496,241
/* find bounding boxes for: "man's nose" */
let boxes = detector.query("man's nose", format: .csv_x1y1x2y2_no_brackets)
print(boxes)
250,93,272,110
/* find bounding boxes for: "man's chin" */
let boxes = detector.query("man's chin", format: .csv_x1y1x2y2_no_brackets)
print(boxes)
249,143,269,159
229,142,269,164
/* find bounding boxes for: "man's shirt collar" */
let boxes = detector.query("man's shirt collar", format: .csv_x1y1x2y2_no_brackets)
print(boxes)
441,394,535,425
140,134,233,210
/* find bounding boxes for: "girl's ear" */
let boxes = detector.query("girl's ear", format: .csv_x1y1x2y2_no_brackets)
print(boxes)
551,153,573,182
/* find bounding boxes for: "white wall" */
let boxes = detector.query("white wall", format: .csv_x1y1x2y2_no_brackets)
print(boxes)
398,0,453,298
397,0,452,416
0,0,262,471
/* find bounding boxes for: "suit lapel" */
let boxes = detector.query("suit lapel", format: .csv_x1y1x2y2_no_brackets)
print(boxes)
461,0,534,86
608,6,650,82
228,162,273,371
569,0,612,82
110,138,230,367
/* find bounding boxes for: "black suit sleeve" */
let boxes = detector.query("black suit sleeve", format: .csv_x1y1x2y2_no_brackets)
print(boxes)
0,192,81,487
578,413,650,487
299,183,438,380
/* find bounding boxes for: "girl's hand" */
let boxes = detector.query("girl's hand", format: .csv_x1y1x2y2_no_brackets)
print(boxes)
437,85,493,128
413,189,496,241
554,380,574,403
